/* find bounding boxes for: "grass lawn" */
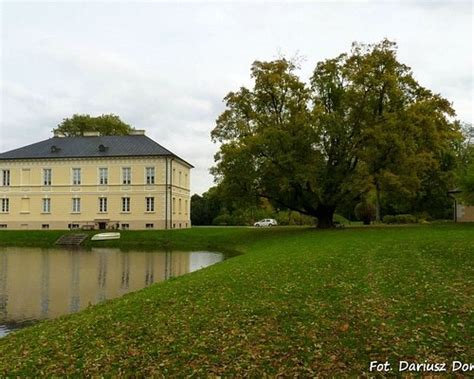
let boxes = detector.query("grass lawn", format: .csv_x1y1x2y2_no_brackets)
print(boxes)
0,224,473,376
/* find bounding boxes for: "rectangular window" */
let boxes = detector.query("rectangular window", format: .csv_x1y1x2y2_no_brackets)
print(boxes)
72,198,81,213
68,223,80,230
99,168,108,185
146,167,155,184
43,169,52,186
122,197,130,212
185,199,188,214
42,198,51,213
179,171,182,186
172,197,176,214
146,197,155,212
185,173,188,187
122,167,131,185
72,168,81,185
179,198,182,214
1,199,9,213
2,170,10,186
121,223,129,230
0,224,7,229
99,197,107,213
146,223,154,229
42,224,49,230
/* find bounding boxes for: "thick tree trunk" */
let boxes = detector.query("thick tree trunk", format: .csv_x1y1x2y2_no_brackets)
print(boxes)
375,181,381,223
315,204,336,229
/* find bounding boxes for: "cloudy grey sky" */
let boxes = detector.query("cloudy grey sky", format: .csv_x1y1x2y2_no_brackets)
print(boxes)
1,1,472,194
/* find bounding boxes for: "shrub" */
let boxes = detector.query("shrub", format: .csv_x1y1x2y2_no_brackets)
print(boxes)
333,214,350,225
354,202,376,225
212,214,232,226
382,215,396,224
274,211,315,226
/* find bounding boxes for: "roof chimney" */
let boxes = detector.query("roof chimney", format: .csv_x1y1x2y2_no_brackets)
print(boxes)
130,130,145,136
83,131,100,137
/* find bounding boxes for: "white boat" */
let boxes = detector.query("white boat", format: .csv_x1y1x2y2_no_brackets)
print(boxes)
91,232,121,241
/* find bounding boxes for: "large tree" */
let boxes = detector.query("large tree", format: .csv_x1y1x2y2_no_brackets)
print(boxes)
211,40,461,228
312,40,460,221
53,114,134,136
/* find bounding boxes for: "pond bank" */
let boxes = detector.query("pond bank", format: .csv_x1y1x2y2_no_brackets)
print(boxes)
0,228,255,254
0,225,473,376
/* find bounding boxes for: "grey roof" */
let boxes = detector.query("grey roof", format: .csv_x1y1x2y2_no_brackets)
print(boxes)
0,135,193,167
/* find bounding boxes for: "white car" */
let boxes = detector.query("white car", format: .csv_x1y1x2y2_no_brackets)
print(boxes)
254,218,278,227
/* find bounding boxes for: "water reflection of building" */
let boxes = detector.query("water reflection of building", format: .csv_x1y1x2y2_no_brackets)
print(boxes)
0,247,219,325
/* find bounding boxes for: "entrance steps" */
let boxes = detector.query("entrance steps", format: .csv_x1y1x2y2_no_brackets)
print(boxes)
55,234,88,246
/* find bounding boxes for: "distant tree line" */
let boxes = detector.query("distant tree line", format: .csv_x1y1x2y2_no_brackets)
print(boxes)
191,187,316,226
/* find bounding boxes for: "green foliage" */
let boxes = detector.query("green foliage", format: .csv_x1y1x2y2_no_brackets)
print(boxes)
382,214,418,224
212,213,232,226
354,201,376,225
53,114,134,136
332,213,351,225
460,161,474,204
191,188,224,225
192,186,316,226
458,124,474,204
212,40,461,228
274,210,315,226
0,225,473,376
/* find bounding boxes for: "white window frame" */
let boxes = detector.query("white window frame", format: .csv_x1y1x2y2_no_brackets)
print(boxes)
99,168,108,185
42,198,51,213
146,197,155,212
122,167,131,185
1,170,10,186
43,168,52,186
146,167,155,185
72,198,81,213
122,197,130,212
1,198,9,213
72,168,81,185
99,197,108,213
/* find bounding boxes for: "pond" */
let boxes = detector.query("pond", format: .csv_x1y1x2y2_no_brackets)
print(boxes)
0,247,224,337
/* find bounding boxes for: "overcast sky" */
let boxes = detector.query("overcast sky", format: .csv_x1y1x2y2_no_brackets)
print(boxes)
1,1,472,194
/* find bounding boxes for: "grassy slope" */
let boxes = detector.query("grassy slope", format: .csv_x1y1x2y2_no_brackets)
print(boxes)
0,225,473,376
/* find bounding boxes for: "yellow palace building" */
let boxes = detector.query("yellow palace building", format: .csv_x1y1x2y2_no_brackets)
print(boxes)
0,130,192,230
